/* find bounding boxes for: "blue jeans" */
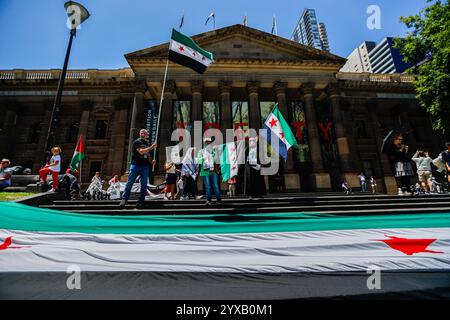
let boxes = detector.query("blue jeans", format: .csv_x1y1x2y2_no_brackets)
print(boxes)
203,173,222,202
360,181,367,192
0,180,11,191
123,164,149,203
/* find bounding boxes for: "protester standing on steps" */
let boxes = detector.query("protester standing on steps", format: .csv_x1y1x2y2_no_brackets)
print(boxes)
120,129,157,208
181,147,199,199
246,136,266,199
357,172,367,192
197,137,222,206
440,142,450,186
412,150,434,193
391,133,414,195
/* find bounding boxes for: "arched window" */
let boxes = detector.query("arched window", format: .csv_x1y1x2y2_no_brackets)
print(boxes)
67,123,79,143
28,123,42,144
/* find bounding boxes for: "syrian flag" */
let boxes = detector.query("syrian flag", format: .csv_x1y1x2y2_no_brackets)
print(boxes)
2,202,450,298
179,14,184,30
1,201,450,274
261,104,297,160
70,135,84,171
220,142,239,182
271,15,278,35
168,29,214,74
205,11,215,26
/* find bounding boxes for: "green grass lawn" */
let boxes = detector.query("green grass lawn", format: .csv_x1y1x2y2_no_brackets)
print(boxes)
0,192,36,202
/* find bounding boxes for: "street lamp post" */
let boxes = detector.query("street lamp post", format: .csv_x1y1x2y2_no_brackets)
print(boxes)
42,1,90,164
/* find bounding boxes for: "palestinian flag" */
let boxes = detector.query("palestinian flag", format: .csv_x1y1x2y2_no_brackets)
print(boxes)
220,142,240,182
168,29,214,74
261,104,297,160
1,202,450,298
70,135,84,171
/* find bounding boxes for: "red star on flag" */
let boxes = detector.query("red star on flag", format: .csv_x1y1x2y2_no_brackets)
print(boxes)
178,46,185,52
280,132,285,139
377,235,444,256
0,236,29,251
269,118,278,128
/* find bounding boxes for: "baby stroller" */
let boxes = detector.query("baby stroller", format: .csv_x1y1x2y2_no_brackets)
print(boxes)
85,177,108,200
117,179,167,200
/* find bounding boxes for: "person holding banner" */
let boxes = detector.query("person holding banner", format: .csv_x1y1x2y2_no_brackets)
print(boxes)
120,129,157,208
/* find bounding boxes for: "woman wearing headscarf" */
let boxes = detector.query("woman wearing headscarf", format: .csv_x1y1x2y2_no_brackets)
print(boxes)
181,147,199,199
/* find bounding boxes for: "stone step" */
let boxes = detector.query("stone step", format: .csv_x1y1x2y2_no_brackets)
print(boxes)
41,200,450,216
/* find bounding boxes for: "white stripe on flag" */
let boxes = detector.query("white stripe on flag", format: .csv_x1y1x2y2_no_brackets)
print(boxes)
170,39,213,67
1,228,449,272
264,113,293,149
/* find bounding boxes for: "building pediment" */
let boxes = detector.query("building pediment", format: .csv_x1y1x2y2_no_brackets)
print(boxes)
125,24,345,69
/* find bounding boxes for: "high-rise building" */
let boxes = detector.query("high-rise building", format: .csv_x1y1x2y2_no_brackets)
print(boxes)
340,41,376,73
341,37,412,73
291,9,330,52
369,37,412,74
318,23,330,52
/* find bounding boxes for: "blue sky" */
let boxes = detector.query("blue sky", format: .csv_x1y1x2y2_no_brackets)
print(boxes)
0,0,429,69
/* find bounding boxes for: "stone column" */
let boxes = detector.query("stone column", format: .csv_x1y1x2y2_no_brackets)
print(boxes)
397,104,418,153
191,80,203,123
126,92,144,167
247,81,261,129
302,83,331,191
219,80,232,142
327,84,356,185
157,80,176,173
34,101,53,172
273,81,298,190
78,101,92,183
367,102,397,194
108,98,129,177
340,101,363,172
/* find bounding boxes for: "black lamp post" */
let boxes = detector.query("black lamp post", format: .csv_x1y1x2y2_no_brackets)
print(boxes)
43,1,90,164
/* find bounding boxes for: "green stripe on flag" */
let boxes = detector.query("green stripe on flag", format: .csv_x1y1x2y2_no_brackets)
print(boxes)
273,105,297,147
1,202,450,235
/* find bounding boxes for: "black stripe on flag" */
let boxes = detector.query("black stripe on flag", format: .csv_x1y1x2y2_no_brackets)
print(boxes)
168,50,208,74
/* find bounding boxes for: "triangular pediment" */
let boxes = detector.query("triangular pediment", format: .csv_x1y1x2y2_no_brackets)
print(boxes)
125,24,345,66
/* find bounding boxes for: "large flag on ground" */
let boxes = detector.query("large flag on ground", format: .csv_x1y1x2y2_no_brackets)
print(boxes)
70,135,84,171
168,29,214,74
1,202,450,298
221,142,239,182
261,104,297,160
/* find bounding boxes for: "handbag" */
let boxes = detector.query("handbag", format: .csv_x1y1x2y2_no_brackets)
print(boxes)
432,155,445,172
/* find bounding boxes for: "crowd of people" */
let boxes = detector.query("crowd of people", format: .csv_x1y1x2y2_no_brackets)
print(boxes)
4,126,450,204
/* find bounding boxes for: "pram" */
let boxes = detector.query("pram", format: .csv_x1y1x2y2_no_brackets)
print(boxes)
117,180,167,200
84,177,107,200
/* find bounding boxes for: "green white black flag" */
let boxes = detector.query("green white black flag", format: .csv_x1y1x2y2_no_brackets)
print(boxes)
168,29,214,74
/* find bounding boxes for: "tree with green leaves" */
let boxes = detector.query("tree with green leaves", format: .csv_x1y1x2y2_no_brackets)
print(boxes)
394,0,450,136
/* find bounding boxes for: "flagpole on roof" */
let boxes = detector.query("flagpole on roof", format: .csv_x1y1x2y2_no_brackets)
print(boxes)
179,12,185,32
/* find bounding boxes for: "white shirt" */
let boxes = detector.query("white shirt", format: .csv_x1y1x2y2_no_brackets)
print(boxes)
50,155,61,172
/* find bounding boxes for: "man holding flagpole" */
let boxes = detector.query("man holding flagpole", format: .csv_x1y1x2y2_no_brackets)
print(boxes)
120,129,157,208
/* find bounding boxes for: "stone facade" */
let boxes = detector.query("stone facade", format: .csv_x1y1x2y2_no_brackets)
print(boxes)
0,25,443,193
